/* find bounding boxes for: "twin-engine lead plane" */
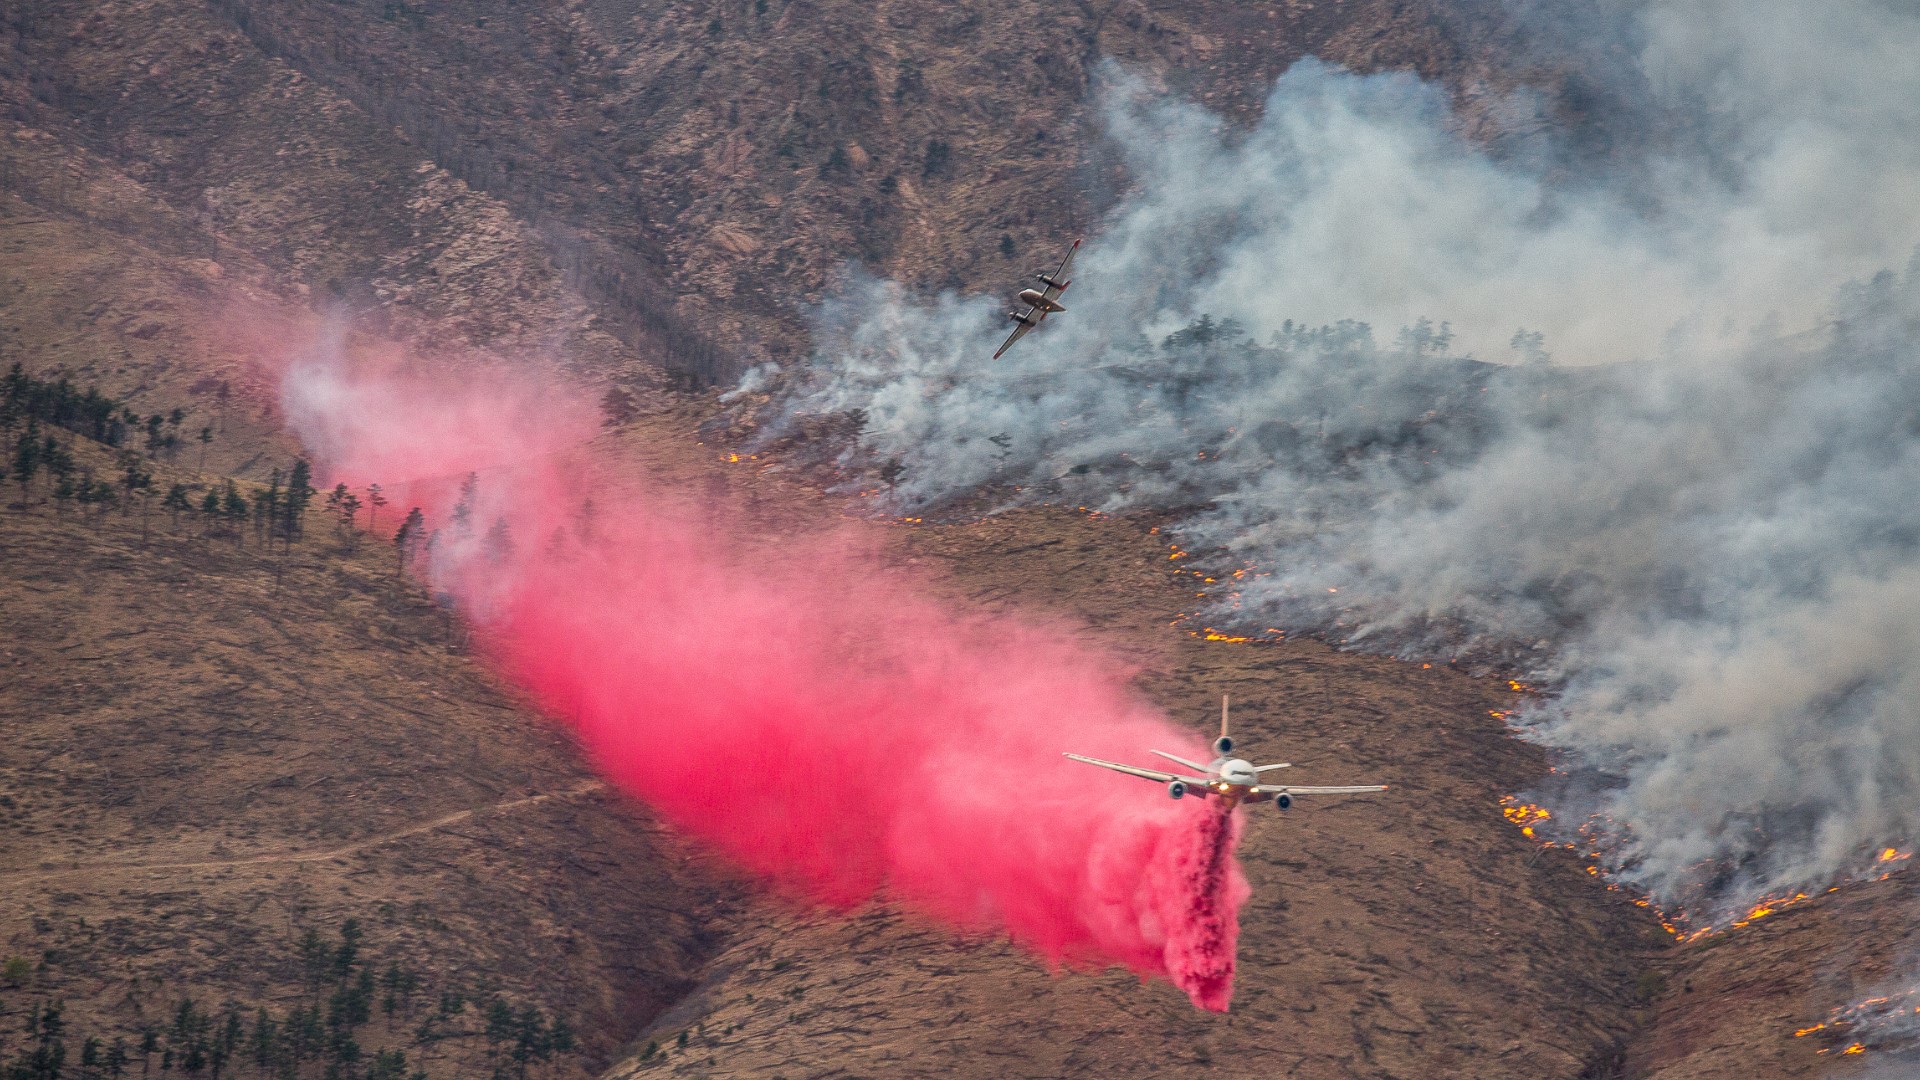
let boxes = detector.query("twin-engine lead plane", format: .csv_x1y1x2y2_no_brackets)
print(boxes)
993,238,1080,359
1065,696,1387,810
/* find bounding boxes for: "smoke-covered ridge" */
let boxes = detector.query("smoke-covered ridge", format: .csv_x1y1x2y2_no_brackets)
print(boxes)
766,2,1920,915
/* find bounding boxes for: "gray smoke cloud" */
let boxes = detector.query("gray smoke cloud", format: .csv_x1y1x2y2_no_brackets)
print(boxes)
761,0,1920,916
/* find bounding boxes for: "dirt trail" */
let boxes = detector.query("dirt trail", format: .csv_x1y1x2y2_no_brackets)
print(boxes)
3,781,610,884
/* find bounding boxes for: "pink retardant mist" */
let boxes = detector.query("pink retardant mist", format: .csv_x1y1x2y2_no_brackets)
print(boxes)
280,348,1250,1010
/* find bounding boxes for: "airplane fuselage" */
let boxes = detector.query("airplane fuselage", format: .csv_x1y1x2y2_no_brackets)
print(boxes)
1016,287,1066,313
1186,757,1274,806
1063,694,1384,809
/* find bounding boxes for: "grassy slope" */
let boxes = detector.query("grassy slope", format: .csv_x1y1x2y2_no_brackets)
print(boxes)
0,203,736,1072
0,428,737,1073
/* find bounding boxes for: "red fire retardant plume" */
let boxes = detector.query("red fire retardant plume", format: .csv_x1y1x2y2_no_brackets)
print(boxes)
281,354,1250,1010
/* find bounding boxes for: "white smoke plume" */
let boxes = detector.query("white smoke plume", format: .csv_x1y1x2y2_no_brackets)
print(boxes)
764,0,1920,916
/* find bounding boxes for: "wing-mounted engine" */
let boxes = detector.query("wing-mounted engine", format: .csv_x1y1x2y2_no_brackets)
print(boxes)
1274,793,1291,810
1035,272,1071,290
1009,310,1038,325
1167,780,1188,799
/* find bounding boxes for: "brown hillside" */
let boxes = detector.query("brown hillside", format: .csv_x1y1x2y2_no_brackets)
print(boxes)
8,0,1578,380
588,401,1658,1078
5,1,1910,1076
0,430,740,1073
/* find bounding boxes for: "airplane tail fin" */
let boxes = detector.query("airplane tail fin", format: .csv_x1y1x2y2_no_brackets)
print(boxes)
1212,694,1234,755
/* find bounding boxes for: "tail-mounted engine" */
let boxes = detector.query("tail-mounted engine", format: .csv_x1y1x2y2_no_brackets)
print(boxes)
1212,735,1234,755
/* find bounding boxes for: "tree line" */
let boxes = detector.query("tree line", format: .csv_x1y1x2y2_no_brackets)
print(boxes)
0,364,218,462
1,918,579,1080
3,412,436,569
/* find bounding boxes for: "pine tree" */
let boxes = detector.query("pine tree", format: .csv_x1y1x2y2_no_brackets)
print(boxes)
394,508,426,574
248,1009,277,1073
120,452,153,510
13,420,40,506
484,998,515,1065
367,1049,410,1080
40,434,72,479
258,470,282,545
283,459,316,547
297,929,331,990
88,478,117,517
212,1008,242,1077
170,999,202,1047
163,484,191,529
879,457,906,509
221,483,249,547
450,473,478,535
484,517,513,563
330,919,361,982
365,484,387,534
199,489,220,539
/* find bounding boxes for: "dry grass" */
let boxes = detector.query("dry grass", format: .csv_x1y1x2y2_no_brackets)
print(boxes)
0,452,734,1074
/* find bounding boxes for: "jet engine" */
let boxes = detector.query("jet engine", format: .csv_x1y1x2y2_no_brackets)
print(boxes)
1212,735,1234,755
1275,793,1292,810
1167,780,1187,800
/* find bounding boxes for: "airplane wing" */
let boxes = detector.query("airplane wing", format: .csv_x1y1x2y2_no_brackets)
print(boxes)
1149,749,1212,773
994,312,1037,360
1041,239,1081,300
1064,753,1204,787
1256,784,1388,795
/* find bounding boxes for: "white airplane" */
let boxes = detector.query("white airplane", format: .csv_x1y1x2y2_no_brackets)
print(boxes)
1065,696,1387,809
994,238,1079,359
